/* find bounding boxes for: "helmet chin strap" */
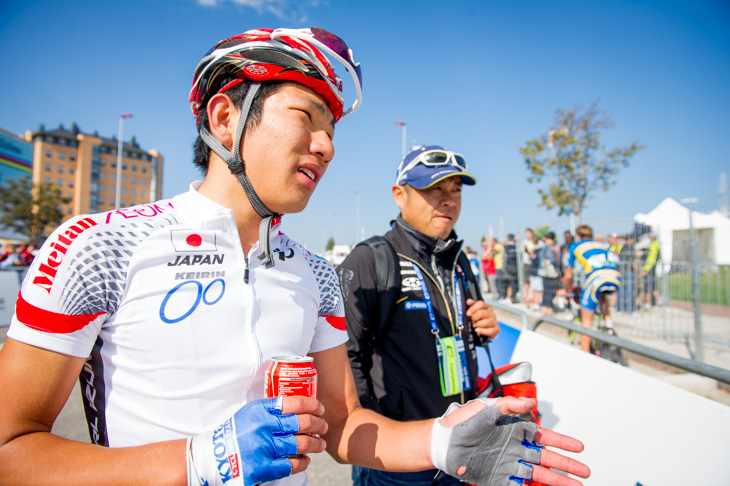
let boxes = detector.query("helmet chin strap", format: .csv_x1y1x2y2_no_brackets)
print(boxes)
199,82,280,269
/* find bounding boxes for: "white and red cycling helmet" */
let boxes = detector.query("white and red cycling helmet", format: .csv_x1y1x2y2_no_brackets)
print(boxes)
189,27,362,122
189,27,362,272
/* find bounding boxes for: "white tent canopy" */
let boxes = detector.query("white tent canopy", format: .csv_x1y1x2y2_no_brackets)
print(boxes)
634,197,730,265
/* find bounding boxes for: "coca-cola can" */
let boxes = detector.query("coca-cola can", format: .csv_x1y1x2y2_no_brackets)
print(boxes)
265,356,318,398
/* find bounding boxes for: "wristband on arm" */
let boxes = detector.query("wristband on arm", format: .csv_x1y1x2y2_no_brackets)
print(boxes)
187,396,299,485
431,398,542,486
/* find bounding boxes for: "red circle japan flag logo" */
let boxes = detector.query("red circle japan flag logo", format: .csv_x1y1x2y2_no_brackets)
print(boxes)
186,234,202,247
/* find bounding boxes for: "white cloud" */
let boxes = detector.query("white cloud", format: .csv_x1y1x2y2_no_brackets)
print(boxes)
195,0,326,21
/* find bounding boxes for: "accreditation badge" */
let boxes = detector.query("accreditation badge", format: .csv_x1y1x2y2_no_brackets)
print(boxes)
435,335,472,397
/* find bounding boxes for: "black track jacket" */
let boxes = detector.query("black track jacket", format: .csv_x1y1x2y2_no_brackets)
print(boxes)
338,217,481,421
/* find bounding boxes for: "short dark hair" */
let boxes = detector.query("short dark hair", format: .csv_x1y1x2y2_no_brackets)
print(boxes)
192,80,284,173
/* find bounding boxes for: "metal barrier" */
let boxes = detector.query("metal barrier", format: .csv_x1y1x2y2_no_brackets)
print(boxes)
507,252,730,364
484,299,530,330
531,314,730,385
0,268,25,329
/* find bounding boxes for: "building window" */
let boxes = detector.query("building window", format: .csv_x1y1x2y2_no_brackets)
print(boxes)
111,161,116,168
141,177,146,185
46,150,52,157
58,152,65,160
131,176,136,184
99,172,105,179
130,188,136,196
141,166,148,173
45,164,52,171
99,184,104,192
57,166,64,173
68,181,74,188
69,167,75,175
110,174,115,181
122,175,127,183
67,208,73,215
132,165,137,171
44,177,51,183
110,199,115,206
69,154,76,161
57,179,63,188
141,189,146,197
121,188,126,195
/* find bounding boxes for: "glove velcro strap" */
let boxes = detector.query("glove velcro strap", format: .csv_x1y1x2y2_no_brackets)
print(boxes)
188,419,245,486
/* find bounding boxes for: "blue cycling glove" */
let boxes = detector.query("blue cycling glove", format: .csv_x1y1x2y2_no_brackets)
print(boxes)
187,396,300,485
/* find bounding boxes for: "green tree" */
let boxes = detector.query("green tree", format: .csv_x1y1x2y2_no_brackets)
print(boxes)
0,176,70,245
519,98,644,222
533,225,551,240
325,237,335,251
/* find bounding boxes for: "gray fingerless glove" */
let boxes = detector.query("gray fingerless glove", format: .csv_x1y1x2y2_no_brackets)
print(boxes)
431,400,541,486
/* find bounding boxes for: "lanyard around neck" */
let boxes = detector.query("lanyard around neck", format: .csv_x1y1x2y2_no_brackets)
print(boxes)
411,263,464,337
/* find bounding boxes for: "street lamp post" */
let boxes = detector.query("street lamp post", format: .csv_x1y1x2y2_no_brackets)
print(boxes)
115,113,133,209
681,197,704,362
395,121,406,159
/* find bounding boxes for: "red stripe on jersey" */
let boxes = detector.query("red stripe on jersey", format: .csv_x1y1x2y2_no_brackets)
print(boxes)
15,292,106,334
324,315,346,331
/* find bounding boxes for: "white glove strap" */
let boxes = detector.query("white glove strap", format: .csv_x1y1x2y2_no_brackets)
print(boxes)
430,398,499,471
187,421,245,486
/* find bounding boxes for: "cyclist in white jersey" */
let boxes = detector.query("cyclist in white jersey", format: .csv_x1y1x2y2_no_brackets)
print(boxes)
0,28,590,486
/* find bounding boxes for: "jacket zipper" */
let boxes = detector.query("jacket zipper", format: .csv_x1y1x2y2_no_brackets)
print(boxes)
243,253,250,284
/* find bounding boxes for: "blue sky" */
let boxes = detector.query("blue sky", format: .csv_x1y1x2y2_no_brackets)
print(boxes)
1,0,728,252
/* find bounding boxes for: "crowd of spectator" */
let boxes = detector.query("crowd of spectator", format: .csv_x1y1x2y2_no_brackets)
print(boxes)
471,227,662,316
0,242,36,270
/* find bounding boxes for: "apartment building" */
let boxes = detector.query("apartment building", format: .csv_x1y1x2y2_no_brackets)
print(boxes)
21,123,164,222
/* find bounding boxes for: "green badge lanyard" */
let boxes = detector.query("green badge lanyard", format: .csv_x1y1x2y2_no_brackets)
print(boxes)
412,263,472,397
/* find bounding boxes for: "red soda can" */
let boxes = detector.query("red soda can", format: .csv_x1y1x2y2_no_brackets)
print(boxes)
265,356,318,398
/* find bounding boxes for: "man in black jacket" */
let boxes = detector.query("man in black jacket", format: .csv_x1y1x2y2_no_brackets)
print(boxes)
338,145,501,485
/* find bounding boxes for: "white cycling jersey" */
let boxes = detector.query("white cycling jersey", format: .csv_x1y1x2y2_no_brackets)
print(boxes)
9,182,346,486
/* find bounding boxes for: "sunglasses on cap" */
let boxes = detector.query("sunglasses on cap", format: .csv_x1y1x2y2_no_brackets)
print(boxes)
271,27,363,118
396,149,468,185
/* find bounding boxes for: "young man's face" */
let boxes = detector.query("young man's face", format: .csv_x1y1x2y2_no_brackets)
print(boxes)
240,82,335,214
393,176,463,240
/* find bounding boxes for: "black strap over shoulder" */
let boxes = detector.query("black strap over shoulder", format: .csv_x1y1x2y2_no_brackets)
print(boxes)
456,251,481,302
357,236,400,342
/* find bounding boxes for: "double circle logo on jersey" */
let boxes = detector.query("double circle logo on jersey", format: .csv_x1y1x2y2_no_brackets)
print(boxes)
159,278,226,324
